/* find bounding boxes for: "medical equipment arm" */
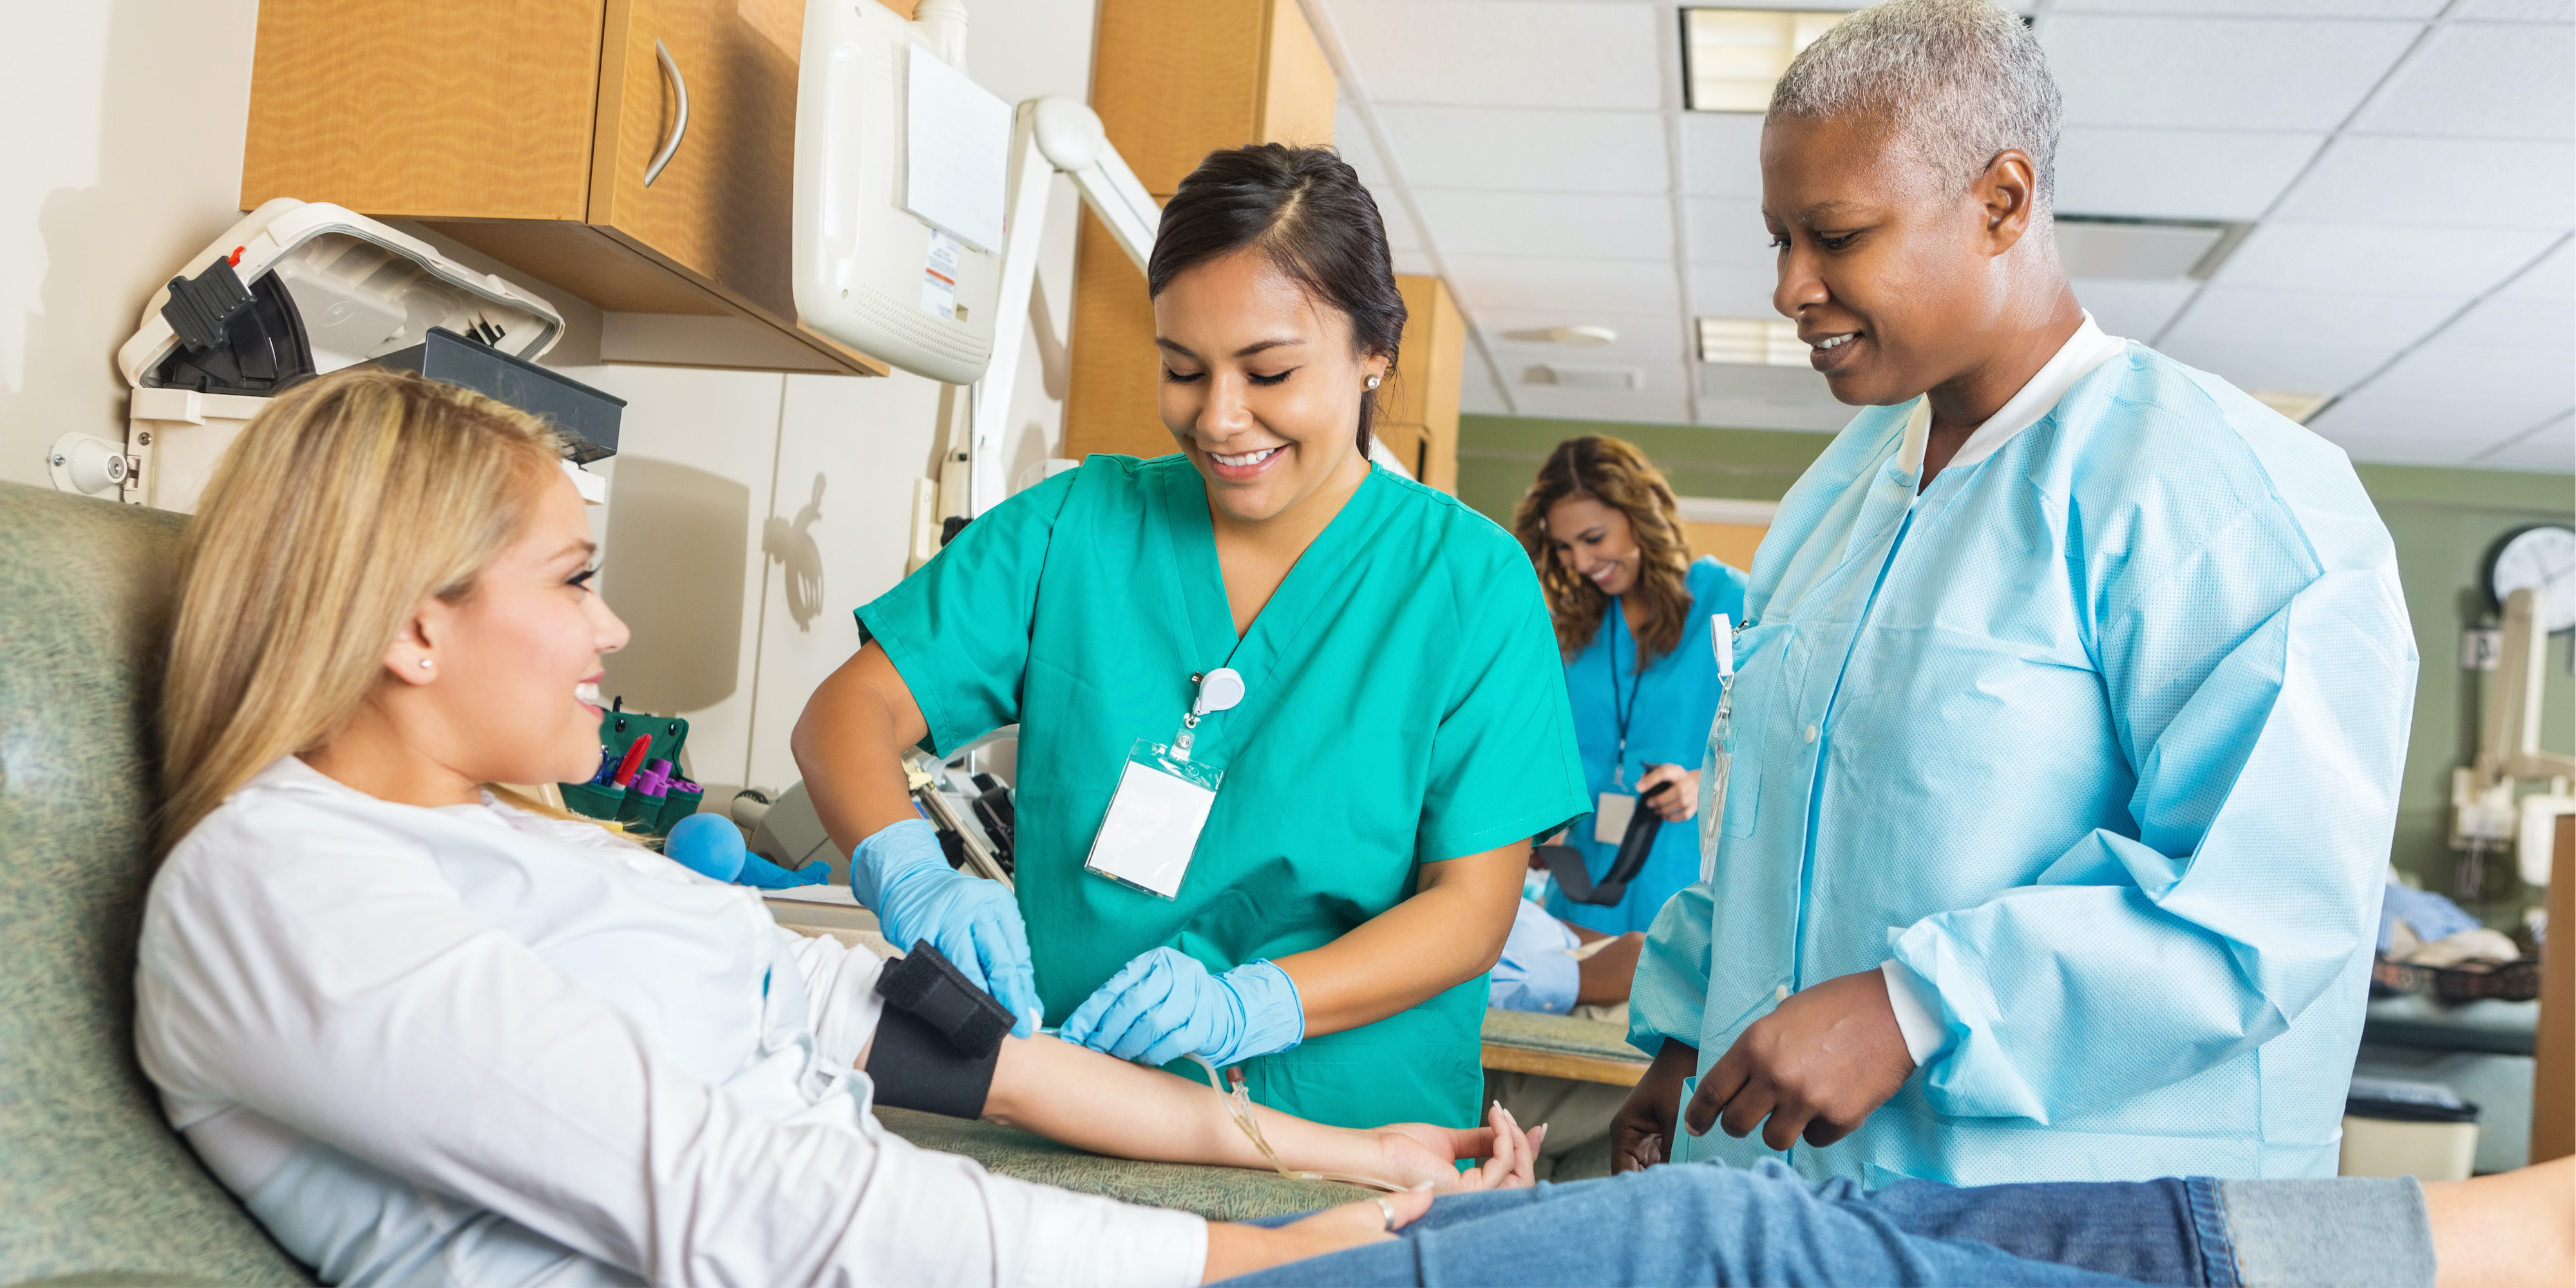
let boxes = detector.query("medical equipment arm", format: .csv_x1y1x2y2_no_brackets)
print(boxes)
1888,562,2417,1122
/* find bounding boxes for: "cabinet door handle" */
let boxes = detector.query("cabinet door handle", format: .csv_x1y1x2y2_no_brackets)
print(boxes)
644,38,690,188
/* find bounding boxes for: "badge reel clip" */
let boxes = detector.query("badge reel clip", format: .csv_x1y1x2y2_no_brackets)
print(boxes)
1083,668,1245,900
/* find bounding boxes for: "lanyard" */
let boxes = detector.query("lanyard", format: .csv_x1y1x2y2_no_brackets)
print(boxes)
1607,600,1636,788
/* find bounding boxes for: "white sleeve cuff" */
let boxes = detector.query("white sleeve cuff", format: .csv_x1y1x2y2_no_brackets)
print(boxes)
1880,960,1946,1067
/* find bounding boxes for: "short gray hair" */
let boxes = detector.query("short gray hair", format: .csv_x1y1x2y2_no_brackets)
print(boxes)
1770,0,2063,213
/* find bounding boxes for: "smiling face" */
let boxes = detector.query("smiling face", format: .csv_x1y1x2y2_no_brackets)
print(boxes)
1153,247,1390,526
1761,111,2035,407
394,471,631,788
1544,495,1642,598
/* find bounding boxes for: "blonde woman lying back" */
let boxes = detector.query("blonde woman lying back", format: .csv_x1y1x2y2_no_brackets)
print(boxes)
135,367,1536,1288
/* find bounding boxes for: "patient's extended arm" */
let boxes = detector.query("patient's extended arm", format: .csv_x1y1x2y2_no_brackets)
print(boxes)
977,1033,1539,1193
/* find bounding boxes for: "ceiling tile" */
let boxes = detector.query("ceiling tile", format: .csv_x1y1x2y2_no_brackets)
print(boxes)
1414,190,1674,260
1444,253,1685,314
2164,285,2468,348
1689,262,1781,321
2458,0,2575,21
2052,0,2443,15
2413,294,2576,357
1687,198,1772,267
2351,24,2576,140
2041,15,2421,131
2364,346,2576,404
1461,376,1514,416
2273,137,2576,227
2054,128,2324,222
2472,412,2575,471
1332,103,1427,252
1680,112,1766,200
1376,104,1669,193
2074,278,2202,338
1476,307,1689,368
1392,249,1440,277
1331,1,1665,110
2213,222,2561,295
1507,384,1697,424
2498,239,2575,301
2157,338,2395,394
1697,389,1860,432
2315,432,2489,465
2310,390,2569,443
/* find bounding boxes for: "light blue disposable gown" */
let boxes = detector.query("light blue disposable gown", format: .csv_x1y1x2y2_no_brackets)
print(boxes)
1546,556,1748,934
1631,325,2418,1186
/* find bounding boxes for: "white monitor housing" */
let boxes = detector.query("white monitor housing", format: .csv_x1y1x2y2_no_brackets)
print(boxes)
793,0,1010,385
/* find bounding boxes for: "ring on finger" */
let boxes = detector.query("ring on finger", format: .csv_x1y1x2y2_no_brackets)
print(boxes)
1375,1197,1396,1232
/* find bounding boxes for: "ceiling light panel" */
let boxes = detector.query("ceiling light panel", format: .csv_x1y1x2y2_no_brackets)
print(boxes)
2052,128,2325,222
2273,137,2576,228
1442,254,1685,314
1410,191,1676,260
2041,15,2419,131
2349,24,2576,140
1524,363,1647,390
2212,222,2562,296
1699,317,1810,366
1374,104,1670,193
2068,278,2200,337
1683,8,1852,113
1336,1,1665,109
2164,285,2472,350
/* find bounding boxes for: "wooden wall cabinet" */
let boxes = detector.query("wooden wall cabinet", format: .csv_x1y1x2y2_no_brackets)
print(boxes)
241,0,913,375
1373,275,1464,493
1061,0,1337,461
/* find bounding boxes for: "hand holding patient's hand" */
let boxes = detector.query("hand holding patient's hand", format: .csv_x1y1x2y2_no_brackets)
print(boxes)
1689,967,1913,1151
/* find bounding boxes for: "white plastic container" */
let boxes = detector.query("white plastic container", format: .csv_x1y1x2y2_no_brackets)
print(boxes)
2341,1077,2481,1181
113,199,565,514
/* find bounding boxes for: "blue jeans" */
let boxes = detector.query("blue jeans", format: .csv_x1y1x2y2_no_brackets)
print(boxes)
1220,1159,2242,1287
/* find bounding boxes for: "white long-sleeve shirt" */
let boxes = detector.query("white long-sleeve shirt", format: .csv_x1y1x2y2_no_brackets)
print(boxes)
134,757,1206,1287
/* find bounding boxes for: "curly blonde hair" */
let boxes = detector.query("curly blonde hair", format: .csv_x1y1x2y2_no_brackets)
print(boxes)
1511,436,1694,667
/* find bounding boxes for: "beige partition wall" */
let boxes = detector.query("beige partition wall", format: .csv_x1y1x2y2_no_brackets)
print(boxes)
1063,0,1338,461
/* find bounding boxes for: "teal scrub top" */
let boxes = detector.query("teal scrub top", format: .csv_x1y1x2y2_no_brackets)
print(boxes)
1545,556,1748,934
858,455,1589,1129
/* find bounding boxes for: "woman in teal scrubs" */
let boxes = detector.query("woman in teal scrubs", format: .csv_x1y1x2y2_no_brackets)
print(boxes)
791,144,1588,1131
1513,436,1748,934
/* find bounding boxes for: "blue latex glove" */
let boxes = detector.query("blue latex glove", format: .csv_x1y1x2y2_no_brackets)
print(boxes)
1060,947,1303,1068
851,819,1041,1036
735,853,828,889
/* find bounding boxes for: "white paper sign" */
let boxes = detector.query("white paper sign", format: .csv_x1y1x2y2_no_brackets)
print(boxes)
903,44,1011,252
1086,759,1218,900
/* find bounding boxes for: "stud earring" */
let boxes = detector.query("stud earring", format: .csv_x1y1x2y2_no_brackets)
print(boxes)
419,659,433,669
1366,374,1382,389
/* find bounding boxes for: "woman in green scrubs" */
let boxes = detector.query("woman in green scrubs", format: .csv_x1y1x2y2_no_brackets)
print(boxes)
791,144,1588,1130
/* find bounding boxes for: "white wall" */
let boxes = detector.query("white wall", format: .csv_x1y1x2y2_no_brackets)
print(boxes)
0,0,1101,802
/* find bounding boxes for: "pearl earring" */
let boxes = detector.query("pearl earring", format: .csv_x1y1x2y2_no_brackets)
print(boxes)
419,659,433,669
1366,375,1381,389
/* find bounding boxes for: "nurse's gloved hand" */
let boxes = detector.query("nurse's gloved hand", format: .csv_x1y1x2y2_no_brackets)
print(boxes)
1061,947,1303,1068
851,819,1042,1037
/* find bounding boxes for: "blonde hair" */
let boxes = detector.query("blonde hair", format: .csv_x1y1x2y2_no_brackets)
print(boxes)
1511,436,1696,667
156,367,572,857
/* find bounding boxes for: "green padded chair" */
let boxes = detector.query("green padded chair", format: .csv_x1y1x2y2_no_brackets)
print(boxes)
0,482,314,1286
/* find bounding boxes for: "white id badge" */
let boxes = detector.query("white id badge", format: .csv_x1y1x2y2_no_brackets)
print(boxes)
1593,791,1637,844
1084,737,1223,900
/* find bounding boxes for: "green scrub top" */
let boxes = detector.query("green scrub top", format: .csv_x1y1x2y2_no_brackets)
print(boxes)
858,454,1588,1129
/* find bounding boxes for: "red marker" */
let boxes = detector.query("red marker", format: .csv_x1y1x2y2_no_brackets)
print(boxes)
611,734,651,788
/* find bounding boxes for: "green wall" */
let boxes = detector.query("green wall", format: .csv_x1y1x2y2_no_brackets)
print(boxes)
1461,413,2575,903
